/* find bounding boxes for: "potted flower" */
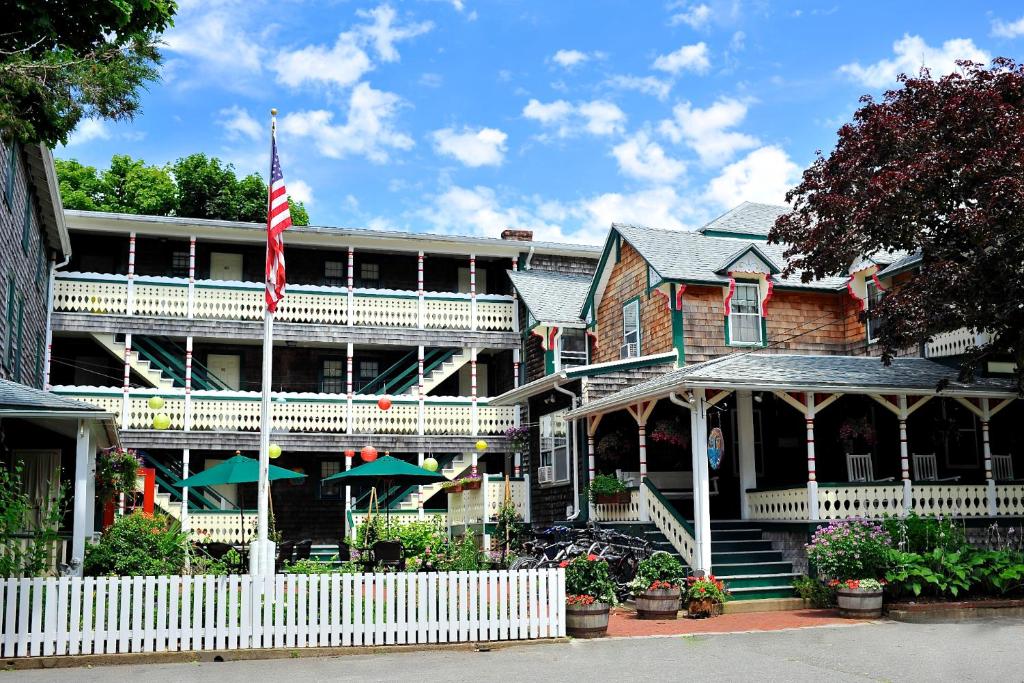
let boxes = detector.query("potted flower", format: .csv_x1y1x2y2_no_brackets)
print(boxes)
95,447,142,504
588,473,629,505
830,578,886,618
649,419,689,449
460,475,482,491
806,519,891,619
563,554,617,638
629,552,685,619
683,574,729,618
504,425,530,455
442,480,463,494
838,417,877,454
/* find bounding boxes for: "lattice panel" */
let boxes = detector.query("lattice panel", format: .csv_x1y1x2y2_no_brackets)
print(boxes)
193,286,264,320
817,485,905,519
134,283,188,317
910,483,990,517
53,277,128,314
746,488,809,521
424,299,472,329
475,301,515,331
995,484,1024,516
276,292,348,325
352,295,418,327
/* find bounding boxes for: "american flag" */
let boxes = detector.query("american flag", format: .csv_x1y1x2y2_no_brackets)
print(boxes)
265,127,292,312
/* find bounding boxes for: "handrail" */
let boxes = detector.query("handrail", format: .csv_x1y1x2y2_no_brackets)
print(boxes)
132,336,185,387
151,336,230,391
394,348,456,394
642,477,696,568
358,348,418,395
643,477,696,537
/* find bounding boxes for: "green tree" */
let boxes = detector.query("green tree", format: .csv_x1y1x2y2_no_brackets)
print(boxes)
102,155,177,215
289,197,310,226
235,173,268,223
1,1,177,146
54,159,105,211
172,153,239,220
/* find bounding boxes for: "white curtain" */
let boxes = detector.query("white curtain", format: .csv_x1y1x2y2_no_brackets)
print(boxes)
15,450,62,529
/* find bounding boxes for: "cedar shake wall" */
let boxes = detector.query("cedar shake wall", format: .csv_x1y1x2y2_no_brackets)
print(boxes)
592,241,673,363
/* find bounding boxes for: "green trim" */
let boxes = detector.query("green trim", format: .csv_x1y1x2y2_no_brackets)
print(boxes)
565,353,675,378
3,141,15,206
760,317,769,347
13,296,24,380
544,348,555,375
670,284,685,367
582,230,618,322
21,193,32,254
643,477,697,538
701,229,770,241
720,244,781,275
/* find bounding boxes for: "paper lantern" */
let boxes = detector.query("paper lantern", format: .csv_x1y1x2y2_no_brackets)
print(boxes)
475,440,488,452
344,448,356,459
152,413,171,430
361,445,378,462
422,457,439,472
148,396,165,410
269,443,282,459
377,396,392,411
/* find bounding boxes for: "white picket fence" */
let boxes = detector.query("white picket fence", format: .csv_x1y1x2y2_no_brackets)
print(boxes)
0,569,565,658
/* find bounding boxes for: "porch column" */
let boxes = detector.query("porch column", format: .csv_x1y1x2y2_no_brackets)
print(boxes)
637,417,650,522
805,393,819,521
689,388,712,572
417,250,425,329
126,232,136,316
184,336,193,431
512,348,521,389
470,348,479,436
346,455,354,541
897,395,912,514
181,448,191,533
345,342,354,434
346,246,354,326
586,414,602,521
71,419,95,577
417,452,425,520
121,333,132,430
737,391,757,519
981,398,997,515
187,235,196,319
417,345,425,435
469,254,477,331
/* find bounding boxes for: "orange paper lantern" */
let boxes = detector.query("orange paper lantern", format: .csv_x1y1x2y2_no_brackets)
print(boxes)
344,448,356,459
377,396,392,411
361,445,378,462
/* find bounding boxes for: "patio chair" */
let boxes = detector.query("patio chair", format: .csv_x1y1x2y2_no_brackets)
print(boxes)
993,454,1015,481
912,453,960,482
293,539,313,562
846,453,894,483
371,540,406,571
275,540,295,572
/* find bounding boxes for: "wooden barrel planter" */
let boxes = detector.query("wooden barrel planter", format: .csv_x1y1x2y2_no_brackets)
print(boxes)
836,588,883,619
636,587,681,620
566,602,610,638
686,598,723,619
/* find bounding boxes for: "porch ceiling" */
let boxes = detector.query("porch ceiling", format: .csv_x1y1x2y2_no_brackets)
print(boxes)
565,353,1018,419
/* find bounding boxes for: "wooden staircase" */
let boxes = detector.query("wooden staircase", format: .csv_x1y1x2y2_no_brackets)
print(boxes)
711,520,799,600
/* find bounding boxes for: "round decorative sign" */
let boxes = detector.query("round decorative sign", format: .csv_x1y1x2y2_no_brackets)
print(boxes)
361,445,378,462
707,427,725,470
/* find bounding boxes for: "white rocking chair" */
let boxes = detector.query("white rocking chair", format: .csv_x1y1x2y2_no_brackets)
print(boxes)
911,453,959,482
993,454,1015,481
846,453,894,483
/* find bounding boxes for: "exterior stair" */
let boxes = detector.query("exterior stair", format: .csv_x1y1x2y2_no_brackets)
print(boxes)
412,348,472,396
90,332,174,389
711,520,799,600
393,452,473,510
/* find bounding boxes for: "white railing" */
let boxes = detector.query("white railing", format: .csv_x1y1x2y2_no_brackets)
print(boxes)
447,476,531,527
0,569,565,658
592,488,642,522
185,511,257,544
924,328,991,358
51,387,516,436
53,272,515,331
348,511,448,531
642,481,696,568
745,483,1024,520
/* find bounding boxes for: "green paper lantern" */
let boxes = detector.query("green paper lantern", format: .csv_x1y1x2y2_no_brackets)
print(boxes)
269,443,282,459
475,440,488,452
148,396,165,410
422,457,439,472
152,413,171,430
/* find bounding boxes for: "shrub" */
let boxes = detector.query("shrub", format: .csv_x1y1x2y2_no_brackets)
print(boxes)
283,558,361,574
564,554,617,605
84,512,188,576
587,474,626,501
434,530,484,571
885,547,1024,599
792,576,836,607
883,512,966,554
806,519,891,581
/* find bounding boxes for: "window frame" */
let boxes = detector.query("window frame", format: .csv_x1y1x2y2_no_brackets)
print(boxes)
170,251,190,278
22,191,33,254
865,279,885,344
320,357,345,394
539,409,571,485
558,328,588,369
13,296,24,380
359,262,380,284
3,275,14,369
319,459,345,500
359,359,379,380
622,297,641,357
728,281,763,346
324,260,346,287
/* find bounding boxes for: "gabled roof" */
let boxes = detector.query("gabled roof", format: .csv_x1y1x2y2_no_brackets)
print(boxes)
23,144,70,258
876,249,922,279
566,353,1018,419
507,269,590,326
698,202,788,239
715,243,781,275
0,378,109,413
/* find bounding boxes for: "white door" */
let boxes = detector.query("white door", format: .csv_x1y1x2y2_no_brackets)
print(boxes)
210,252,244,281
207,354,241,390
457,267,487,294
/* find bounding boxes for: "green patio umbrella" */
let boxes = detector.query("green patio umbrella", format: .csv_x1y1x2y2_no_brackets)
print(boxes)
322,455,447,534
175,454,306,548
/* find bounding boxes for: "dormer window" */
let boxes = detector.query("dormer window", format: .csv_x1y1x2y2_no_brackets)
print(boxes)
729,282,762,345
866,279,885,343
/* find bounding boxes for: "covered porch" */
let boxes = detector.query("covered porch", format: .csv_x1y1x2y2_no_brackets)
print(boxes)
565,354,1021,573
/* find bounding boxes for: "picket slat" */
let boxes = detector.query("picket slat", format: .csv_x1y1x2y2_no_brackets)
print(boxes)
317,574,329,647
168,576,180,652
156,575,168,652
79,577,93,656
352,574,364,646
56,577,69,656
69,577,82,655
143,576,156,652
297,574,308,648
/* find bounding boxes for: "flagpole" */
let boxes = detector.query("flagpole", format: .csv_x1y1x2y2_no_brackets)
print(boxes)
254,108,278,576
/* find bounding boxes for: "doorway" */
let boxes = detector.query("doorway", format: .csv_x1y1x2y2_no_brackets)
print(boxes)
210,252,244,281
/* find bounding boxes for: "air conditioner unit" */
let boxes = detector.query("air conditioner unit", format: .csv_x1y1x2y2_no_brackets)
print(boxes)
620,342,638,359
537,466,554,484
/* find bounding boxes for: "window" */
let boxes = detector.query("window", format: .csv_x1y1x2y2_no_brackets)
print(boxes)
621,299,640,358
171,251,190,278
539,409,570,484
22,193,32,254
324,260,346,287
34,340,43,387
866,280,886,343
320,460,344,500
359,360,379,379
559,328,588,368
360,262,380,283
321,358,345,393
729,282,762,345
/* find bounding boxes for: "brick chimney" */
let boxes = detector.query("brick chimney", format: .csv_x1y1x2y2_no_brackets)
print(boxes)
501,228,533,241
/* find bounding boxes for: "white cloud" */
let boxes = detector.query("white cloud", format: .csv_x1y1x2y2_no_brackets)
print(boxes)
432,126,508,167
279,82,414,163
652,42,710,75
659,98,759,166
419,72,443,87
355,4,433,62
603,74,673,101
272,32,373,89
838,34,989,87
611,132,686,183
551,49,589,68
218,106,262,141
580,186,694,232
287,179,315,205
704,145,799,208
730,31,746,51
64,119,111,147
522,99,625,138
163,11,264,76
992,16,1024,38
669,4,711,29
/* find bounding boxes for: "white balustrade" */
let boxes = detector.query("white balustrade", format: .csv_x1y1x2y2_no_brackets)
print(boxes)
643,481,696,568
994,484,1024,516
349,511,448,528
924,328,991,358
818,485,905,519
592,488,642,522
187,511,257,544
52,387,514,436
448,477,529,527
909,483,991,517
746,487,810,521
54,273,514,330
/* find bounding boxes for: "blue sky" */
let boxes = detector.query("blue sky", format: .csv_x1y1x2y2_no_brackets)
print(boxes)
59,1,1024,245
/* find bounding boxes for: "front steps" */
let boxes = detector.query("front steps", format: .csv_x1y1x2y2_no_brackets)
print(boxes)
712,520,799,601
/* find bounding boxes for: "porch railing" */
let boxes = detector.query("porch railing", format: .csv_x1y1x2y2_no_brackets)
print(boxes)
447,475,531,528
746,482,1024,520
592,487,641,522
642,478,697,568
50,387,515,436
924,328,991,359
53,271,515,331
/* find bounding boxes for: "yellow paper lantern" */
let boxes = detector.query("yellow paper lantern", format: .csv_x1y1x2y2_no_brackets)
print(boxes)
269,443,282,459
475,440,488,452
152,413,171,430
148,396,165,410
422,457,439,472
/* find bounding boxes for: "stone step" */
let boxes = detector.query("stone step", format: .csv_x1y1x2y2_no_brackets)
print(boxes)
711,539,773,552
712,549,784,564
710,528,763,540
713,560,794,575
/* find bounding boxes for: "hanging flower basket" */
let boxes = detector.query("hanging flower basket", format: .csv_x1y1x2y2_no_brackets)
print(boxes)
461,478,482,491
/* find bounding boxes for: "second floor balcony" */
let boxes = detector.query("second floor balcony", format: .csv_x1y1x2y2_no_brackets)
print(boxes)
53,272,516,332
